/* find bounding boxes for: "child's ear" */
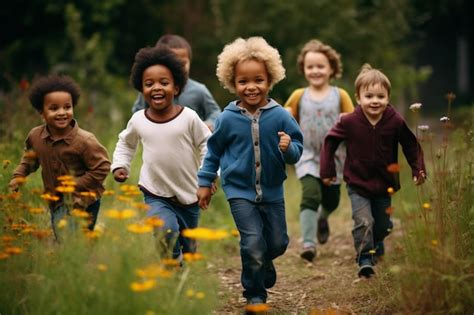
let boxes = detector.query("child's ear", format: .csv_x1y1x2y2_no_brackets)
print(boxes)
174,86,180,96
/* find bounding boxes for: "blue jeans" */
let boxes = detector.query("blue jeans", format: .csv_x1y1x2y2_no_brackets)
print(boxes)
144,193,200,259
347,186,393,263
228,198,289,302
51,199,101,241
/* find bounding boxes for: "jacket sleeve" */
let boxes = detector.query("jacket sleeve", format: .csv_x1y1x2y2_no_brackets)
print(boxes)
111,118,140,173
281,112,303,164
283,88,304,121
74,136,111,192
338,88,355,113
12,135,40,179
320,119,347,178
399,120,426,177
197,117,225,187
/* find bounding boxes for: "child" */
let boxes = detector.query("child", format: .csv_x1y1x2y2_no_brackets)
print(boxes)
9,74,111,238
320,64,426,278
284,39,354,262
112,45,211,260
131,34,221,130
197,37,303,306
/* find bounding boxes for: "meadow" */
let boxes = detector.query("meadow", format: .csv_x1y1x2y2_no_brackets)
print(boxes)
0,83,472,314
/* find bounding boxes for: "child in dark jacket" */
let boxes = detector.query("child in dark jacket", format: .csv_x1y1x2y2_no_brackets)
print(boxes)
320,64,426,278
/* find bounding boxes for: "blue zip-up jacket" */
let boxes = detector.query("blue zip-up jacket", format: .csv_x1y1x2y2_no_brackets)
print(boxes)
198,99,303,203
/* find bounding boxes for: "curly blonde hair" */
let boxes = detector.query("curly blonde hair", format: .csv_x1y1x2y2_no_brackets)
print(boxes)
296,39,343,79
354,63,391,97
216,37,286,93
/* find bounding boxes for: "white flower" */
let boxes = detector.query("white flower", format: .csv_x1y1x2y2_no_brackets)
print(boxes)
440,116,450,122
418,125,430,131
409,103,422,112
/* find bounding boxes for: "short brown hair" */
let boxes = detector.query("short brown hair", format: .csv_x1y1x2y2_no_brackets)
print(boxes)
156,34,192,60
29,74,81,112
354,64,391,97
297,39,342,79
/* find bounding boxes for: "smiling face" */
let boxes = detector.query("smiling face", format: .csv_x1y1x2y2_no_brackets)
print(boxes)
303,51,334,89
357,83,389,125
142,64,178,116
41,91,74,136
234,59,270,113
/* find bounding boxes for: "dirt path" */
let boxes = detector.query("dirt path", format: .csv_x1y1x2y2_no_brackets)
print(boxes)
211,213,396,315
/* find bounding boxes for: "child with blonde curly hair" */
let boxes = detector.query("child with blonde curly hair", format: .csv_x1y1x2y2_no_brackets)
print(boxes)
197,37,303,307
284,39,354,262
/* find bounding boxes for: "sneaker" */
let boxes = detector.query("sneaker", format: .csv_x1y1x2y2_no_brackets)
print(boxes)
263,260,276,288
317,217,330,244
300,246,316,262
358,258,375,278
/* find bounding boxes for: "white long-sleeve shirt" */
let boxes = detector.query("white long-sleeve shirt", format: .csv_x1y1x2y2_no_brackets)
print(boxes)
112,107,211,205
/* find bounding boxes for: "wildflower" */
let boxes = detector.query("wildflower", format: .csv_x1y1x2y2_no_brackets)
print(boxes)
103,190,115,196
71,209,90,218
19,78,30,91
183,252,204,262
2,236,15,243
186,289,195,297
40,193,60,201
97,264,108,271
14,176,27,185
389,265,401,274
144,217,164,227
57,175,74,181
417,125,430,131
440,116,450,123
127,223,153,234
30,229,51,240
105,209,136,219
445,92,456,102
369,249,376,254
79,191,97,198
422,203,431,210
145,311,155,315
182,227,229,240
132,202,151,211
386,163,400,173
84,230,101,239
387,187,395,195
124,190,141,196
195,292,205,299
245,303,270,312
5,247,23,255
3,160,11,169
161,258,180,267
431,239,438,246
56,186,75,193
0,252,10,260
29,207,45,214
61,180,76,186
120,184,139,192
409,103,422,112
22,226,36,234
385,206,394,215
57,219,68,229
231,229,240,237
135,264,172,278
130,279,157,292
117,195,133,202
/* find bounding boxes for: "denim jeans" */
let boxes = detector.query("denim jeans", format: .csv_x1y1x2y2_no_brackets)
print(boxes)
144,193,200,259
51,199,101,241
228,198,289,302
347,186,393,263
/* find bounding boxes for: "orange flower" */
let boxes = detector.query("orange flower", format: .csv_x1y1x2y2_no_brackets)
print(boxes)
71,209,90,218
0,252,10,260
144,217,164,227
19,79,30,91
40,193,60,201
79,191,97,198
61,180,77,186
127,223,153,234
5,247,23,255
130,279,157,292
132,202,150,211
183,252,204,262
57,175,74,181
422,203,431,210
387,187,395,195
161,258,180,267
385,206,394,215
103,190,115,196
386,163,400,173
29,207,46,214
230,229,240,237
245,303,270,312
135,264,172,278
56,186,75,193
2,236,15,243
105,209,136,219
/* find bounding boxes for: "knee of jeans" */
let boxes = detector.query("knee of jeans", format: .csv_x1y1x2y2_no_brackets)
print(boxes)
353,215,374,229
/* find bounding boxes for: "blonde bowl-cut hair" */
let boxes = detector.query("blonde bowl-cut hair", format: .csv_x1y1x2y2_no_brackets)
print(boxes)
216,37,286,93
354,63,391,97
297,39,343,79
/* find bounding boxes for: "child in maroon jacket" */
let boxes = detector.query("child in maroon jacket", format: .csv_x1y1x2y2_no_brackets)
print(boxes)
320,64,426,278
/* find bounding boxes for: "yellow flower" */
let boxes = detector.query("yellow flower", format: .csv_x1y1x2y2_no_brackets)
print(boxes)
2,236,16,243
183,252,204,262
80,191,97,198
103,190,115,196
120,184,139,192
71,209,90,218
161,258,180,267
40,193,60,201
57,219,68,229
387,187,395,195
3,159,11,169
105,209,137,219
231,229,240,237
61,180,77,186
97,264,108,271
56,186,75,193
130,279,157,292
57,175,74,181
186,289,195,297
0,252,10,260
127,223,153,234
124,190,141,196
29,207,45,214
117,195,133,202
182,227,229,240
195,292,205,299
145,311,155,315
144,217,164,227
132,202,151,211
135,264,172,278
431,239,438,246
422,203,430,210
245,303,270,312
5,246,23,255
84,230,101,239
369,249,376,254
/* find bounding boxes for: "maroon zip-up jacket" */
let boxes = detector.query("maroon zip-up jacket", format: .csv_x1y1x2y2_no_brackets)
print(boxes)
320,105,425,198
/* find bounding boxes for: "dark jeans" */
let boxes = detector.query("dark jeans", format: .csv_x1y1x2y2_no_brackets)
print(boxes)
347,186,393,263
144,193,200,259
51,199,101,241
229,198,289,302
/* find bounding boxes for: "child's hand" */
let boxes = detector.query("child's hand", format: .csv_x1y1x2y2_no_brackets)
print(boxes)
322,177,336,186
211,181,218,195
278,131,291,153
197,187,212,210
413,170,426,185
113,168,129,182
8,178,20,192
